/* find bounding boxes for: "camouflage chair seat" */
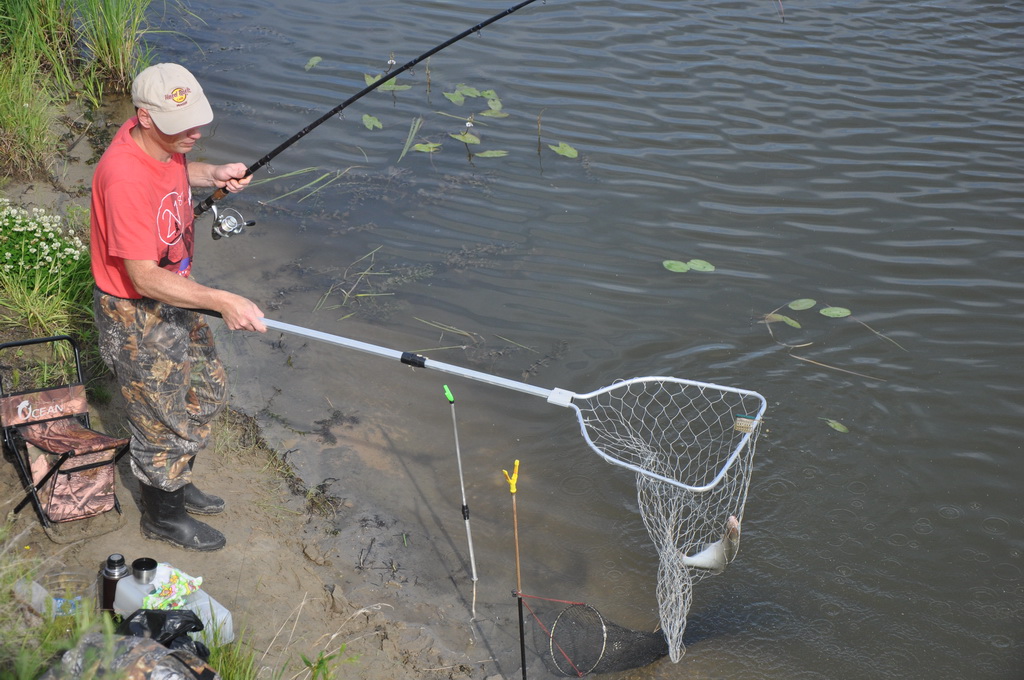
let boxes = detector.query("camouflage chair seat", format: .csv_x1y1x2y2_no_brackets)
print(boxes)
0,335,129,531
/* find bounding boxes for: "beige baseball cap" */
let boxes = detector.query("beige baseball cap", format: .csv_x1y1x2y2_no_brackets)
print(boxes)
131,63,214,135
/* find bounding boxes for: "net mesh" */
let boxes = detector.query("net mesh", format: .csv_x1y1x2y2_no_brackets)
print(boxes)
570,378,764,663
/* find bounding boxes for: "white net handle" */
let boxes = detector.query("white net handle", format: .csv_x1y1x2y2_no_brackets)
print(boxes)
258,319,765,490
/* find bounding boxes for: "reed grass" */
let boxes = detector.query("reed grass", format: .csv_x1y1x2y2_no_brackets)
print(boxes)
0,0,158,178
0,0,79,94
0,0,80,176
76,0,156,93
0,52,60,177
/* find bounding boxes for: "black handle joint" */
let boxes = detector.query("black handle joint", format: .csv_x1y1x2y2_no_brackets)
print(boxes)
401,352,427,368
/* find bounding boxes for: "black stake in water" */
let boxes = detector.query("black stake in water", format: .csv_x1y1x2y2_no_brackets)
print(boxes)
444,384,479,619
194,0,547,219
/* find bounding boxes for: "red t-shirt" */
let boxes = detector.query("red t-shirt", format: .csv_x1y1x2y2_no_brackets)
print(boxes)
90,117,194,299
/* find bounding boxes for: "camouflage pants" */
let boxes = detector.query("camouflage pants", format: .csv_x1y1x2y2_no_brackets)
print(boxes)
93,288,228,491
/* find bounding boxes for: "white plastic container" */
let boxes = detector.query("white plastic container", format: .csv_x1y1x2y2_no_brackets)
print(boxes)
185,588,234,644
113,563,234,644
112,566,160,615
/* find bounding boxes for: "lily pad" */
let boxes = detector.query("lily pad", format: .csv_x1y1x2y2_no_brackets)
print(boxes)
687,259,715,272
788,298,816,311
379,80,410,92
304,56,322,71
663,260,690,273
361,115,382,131
450,131,481,144
548,142,578,158
820,306,852,318
765,313,801,329
821,418,849,433
474,150,509,158
455,84,482,97
413,142,442,153
480,97,508,118
365,73,410,91
443,91,465,106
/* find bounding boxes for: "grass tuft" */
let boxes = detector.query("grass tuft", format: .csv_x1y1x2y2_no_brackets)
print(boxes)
0,520,119,679
0,0,158,178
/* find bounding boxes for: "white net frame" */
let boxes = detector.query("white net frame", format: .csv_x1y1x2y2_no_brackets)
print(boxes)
565,377,766,662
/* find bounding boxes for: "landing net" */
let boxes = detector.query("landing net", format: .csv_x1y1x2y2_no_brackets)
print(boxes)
567,377,766,662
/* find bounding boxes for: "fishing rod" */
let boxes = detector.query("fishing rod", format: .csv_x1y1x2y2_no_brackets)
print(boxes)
196,0,548,235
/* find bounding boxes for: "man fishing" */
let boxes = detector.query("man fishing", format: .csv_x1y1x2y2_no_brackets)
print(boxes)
90,62,266,552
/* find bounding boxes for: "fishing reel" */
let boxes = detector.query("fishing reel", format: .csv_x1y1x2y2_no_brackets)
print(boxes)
210,204,255,240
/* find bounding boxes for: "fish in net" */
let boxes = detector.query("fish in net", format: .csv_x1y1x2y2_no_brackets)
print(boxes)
571,381,763,661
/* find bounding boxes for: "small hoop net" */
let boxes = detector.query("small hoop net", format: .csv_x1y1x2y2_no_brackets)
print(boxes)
567,377,766,662
548,604,669,676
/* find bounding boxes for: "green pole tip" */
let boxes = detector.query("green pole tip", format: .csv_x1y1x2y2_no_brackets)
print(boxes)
443,384,454,402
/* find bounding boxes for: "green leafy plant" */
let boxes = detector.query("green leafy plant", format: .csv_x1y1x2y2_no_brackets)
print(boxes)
450,130,481,145
363,72,411,91
443,82,481,106
820,417,849,433
548,141,578,158
663,258,715,273
358,75,570,163
0,199,92,343
299,645,358,680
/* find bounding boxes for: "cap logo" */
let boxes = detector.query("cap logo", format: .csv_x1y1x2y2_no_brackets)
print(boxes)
167,86,191,105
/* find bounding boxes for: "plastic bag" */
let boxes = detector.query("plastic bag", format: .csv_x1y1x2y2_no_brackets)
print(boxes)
116,608,211,661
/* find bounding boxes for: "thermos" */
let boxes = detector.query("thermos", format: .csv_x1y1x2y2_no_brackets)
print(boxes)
98,553,129,612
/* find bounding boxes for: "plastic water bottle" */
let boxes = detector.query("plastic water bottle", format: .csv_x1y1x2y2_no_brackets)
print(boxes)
98,554,130,613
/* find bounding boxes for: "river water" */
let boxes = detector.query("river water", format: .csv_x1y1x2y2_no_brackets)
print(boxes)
151,0,1021,677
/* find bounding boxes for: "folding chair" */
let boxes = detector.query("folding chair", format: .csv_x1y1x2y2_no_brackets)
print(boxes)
0,335,129,540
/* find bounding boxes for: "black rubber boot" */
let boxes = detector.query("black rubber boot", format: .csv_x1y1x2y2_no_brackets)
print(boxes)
139,483,226,552
183,483,225,515
184,459,225,515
